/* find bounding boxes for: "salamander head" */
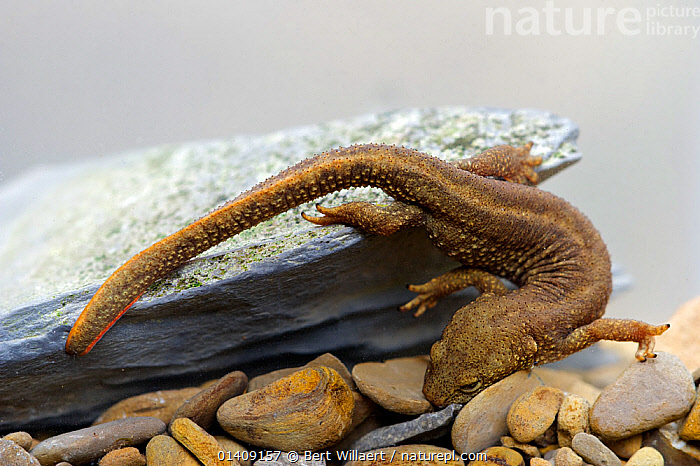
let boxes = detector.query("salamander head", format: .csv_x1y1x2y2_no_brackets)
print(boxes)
422,323,538,407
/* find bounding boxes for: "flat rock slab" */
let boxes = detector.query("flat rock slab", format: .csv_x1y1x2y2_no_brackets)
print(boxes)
0,107,583,431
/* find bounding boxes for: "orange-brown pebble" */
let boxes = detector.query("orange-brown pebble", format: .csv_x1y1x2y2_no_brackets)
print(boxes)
2,431,33,451
217,366,355,451
145,435,199,466
0,438,41,466
94,387,201,425
554,447,583,466
170,418,238,466
557,394,590,448
170,370,247,431
247,352,355,391
507,386,565,443
468,446,524,466
98,447,145,466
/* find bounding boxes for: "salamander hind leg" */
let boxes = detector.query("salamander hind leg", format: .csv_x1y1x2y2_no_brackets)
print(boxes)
400,266,510,317
453,142,542,185
302,201,425,235
546,318,670,364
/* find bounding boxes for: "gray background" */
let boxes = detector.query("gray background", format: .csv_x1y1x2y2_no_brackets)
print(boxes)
1,1,699,322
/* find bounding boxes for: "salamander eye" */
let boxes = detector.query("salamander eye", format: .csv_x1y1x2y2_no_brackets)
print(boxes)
458,380,482,394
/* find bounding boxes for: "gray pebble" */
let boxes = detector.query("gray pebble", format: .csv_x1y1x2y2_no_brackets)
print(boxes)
30,416,165,466
350,403,461,453
571,433,621,466
590,352,696,440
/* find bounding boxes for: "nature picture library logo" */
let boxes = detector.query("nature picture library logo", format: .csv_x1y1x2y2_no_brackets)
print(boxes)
485,1,700,38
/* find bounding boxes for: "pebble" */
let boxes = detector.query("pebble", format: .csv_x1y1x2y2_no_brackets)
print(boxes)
530,458,553,466
470,446,523,466
557,394,590,448
344,444,464,465
55,463,73,466
351,356,432,415
500,436,541,458
626,447,664,466
643,421,700,466
30,416,165,466
604,434,642,459
2,431,34,451
215,436,252,466
248,353,356,391
218,366,354,451
350,403,461,453
98,447,146,466
145,435,200,466
93,387,201,424
571,433,621,466
507,386,564,443
170,370,248,431
171,417,234,466
680,386,700,441
590,352,696,440
554,447,583,466
452,370,543,454
0,438,41,466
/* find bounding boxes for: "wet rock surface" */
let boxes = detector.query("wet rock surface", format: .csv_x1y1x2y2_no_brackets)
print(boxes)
0,107,582,430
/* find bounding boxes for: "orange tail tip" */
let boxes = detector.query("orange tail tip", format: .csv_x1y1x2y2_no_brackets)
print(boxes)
65,293,143,355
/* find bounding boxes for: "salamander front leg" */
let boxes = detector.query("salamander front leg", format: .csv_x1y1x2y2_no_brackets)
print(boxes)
401,267,510,317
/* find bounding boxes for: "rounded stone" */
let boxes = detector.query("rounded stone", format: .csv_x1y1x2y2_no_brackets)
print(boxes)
93,387,202,424
554,447,583,466
98,447,145,466
30,417,166,466
170,370,248,431
248,352,355,392
571,433,621,466
217,366,354,451
170,417,227,465
344,444,464,465
625,447,664,466
557,394,590,448
452,370,543,454
530,458,552,466
351,356,432,415
680,387,700,441
507,386,564,443
0,438,41,466
145,435,200,466
214,436,251,466
470,446,523,466
590,352,696,440
604,434,642,459
2,431,34,451
499,436,541,458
